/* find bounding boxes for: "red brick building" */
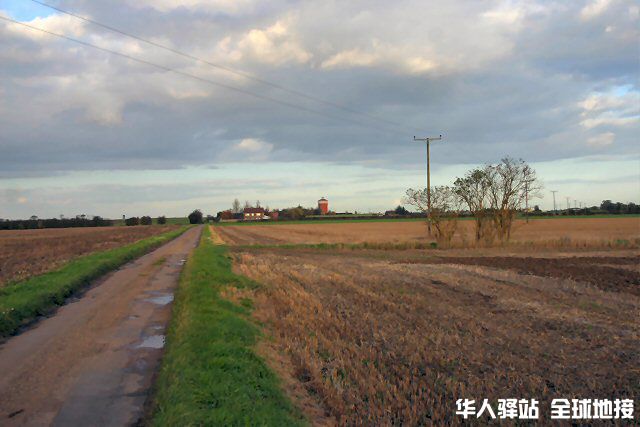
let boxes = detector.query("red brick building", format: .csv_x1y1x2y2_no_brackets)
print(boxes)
243,207,265,221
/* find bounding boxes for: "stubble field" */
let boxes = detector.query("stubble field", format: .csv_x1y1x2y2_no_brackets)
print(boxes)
217,217,640,248
214,218,640,424
0,225,178,286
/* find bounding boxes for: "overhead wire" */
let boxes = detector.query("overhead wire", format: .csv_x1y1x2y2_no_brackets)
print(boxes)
27,0,425,134
0,15,408,134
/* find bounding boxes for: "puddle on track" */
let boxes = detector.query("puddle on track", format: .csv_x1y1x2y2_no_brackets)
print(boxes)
145,294,174,305
136,335,165,349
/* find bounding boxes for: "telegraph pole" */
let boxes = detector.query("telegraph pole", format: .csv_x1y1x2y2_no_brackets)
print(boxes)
413,134,443,235
551,190,558,215
566,197,570,213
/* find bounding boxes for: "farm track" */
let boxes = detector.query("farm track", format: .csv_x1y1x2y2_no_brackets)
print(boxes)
0,226,202,426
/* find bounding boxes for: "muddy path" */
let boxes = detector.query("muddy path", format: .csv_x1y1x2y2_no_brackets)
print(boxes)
0,226,202,426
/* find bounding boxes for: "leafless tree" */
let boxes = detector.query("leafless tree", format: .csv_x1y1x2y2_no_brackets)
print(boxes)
404,186,461,247
453,167,494,244
232,199,241,214
486,157,542,241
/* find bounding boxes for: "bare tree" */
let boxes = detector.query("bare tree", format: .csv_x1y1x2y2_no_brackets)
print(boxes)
256,200,261,208
486,157,542,241
404,186,461,247
244,200,251,209
454,167,494,245
232,199,241,214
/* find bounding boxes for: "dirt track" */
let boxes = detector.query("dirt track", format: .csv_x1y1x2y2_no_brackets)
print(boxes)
0,226,201,426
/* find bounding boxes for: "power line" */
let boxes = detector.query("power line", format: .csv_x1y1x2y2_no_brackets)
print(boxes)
27,0,420,133
0,15,405,134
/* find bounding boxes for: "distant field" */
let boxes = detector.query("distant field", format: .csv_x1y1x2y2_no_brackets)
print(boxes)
216,217,640,248
216,214,640,227
0,225,179,286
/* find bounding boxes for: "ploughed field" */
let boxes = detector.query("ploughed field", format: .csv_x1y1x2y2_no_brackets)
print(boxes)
214,222,640,424
0,225,178,286
217,217,640,248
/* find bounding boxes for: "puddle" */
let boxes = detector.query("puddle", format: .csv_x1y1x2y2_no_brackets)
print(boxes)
136,335,165,349
145,294,174,305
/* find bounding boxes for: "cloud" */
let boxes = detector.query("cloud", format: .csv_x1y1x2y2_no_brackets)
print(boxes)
580,0,614,20
587,132,616,147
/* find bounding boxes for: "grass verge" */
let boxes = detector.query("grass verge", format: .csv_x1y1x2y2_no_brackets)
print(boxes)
151,226,304,426
0,226,190,337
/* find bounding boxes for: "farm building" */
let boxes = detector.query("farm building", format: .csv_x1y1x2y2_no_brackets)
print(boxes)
318,197,329,215
243,207,265,221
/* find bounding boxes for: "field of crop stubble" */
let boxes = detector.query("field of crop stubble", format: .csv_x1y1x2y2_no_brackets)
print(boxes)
216,218,640,424
0,225,178,286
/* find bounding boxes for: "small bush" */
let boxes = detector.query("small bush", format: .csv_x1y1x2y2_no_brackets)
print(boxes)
188,209,204,224
140,216,153,225
125,217,140,226
157,216,167,225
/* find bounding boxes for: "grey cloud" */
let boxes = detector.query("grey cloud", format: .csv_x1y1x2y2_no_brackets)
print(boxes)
0,0,638,179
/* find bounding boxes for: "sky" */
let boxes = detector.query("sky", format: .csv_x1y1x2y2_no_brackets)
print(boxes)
0,0,638,219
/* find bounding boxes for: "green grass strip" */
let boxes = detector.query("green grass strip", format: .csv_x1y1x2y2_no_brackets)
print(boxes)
152,226,304,426
0,226,190,337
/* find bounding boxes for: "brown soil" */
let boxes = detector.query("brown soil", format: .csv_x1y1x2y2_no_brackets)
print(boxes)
0,225,179,286
231,246,640,425
0,226,201,425
397,255,640,295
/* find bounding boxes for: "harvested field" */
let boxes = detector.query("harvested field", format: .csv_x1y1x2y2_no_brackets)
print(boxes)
217,217,640,248
231,246,640,424
0,226,178,286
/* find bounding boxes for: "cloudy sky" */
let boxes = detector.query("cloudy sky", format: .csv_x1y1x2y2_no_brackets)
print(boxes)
0,0,638,218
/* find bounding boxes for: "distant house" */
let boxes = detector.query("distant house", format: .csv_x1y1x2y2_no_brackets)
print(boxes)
243,207,265,221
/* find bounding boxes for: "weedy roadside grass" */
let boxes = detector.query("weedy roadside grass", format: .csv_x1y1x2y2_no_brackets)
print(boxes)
0,226,190,337
151,226,304,426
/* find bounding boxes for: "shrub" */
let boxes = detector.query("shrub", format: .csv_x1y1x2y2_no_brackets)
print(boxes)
157,216,167,225
125,217,140,226
140,216,153,225
188,209,204,224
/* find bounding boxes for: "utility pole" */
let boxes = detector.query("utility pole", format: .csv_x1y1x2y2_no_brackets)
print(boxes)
551,190,558,215
413,134,443,235
566,197,570,212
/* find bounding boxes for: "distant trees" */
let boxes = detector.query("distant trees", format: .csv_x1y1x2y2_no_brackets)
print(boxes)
0,216,113,230
140,216,153,225
188,209,204,224
157,216,167,225
600,200,640,214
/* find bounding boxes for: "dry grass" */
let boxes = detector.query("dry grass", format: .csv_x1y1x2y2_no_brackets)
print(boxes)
217,217,640,250
0,225,178,286
231,247,640,425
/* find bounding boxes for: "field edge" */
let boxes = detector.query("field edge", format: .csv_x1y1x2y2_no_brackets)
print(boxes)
0,226,191,337
149,226,305,426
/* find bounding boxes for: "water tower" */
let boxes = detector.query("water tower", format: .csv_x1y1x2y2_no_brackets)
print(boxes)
318,197,329,215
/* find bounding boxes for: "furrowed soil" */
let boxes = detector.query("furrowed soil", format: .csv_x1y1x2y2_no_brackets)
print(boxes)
0,226,178,286
215,220,640,425
217,217,640,248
